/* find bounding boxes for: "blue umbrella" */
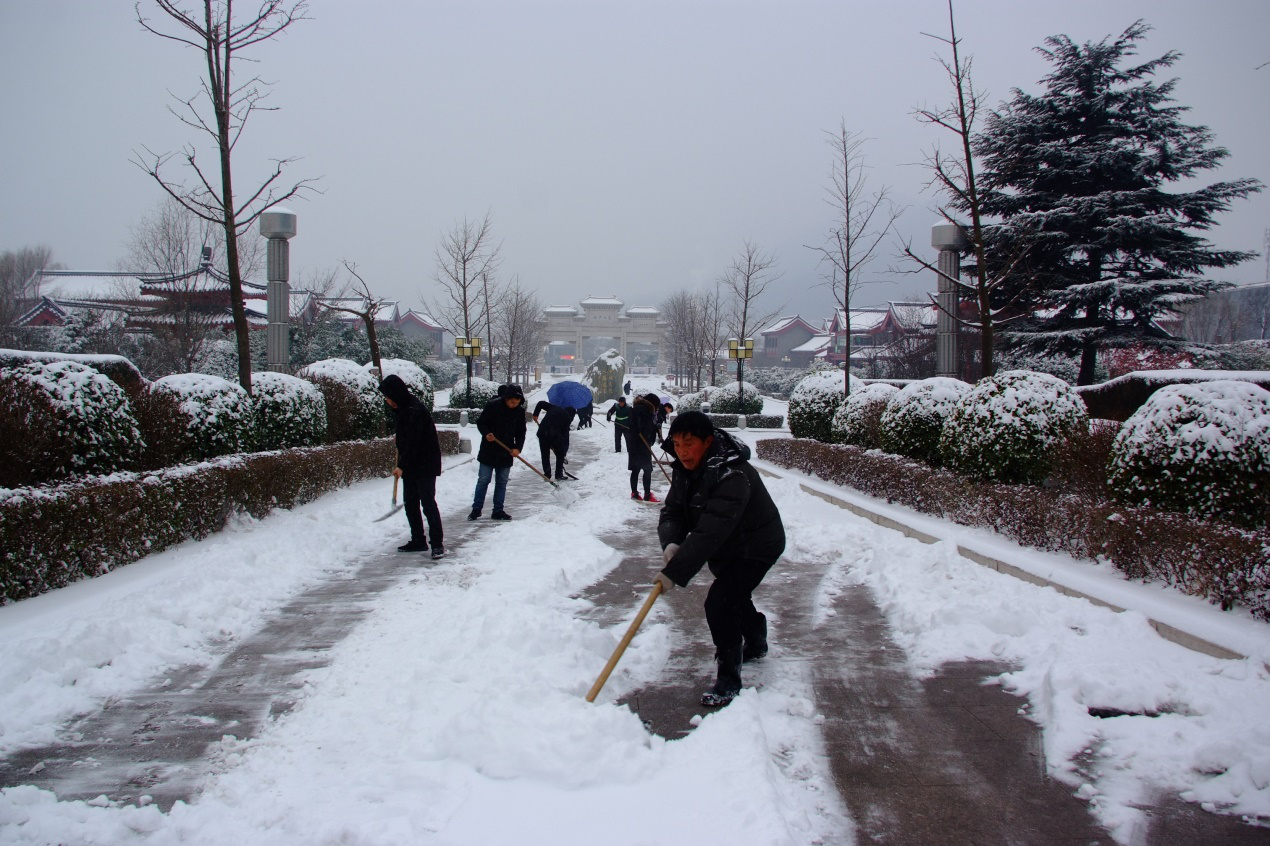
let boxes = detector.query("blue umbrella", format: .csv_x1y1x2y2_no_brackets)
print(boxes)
547,380,594,409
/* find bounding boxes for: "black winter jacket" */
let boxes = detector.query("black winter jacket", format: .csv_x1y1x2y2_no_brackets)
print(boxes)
657,428,785,586
533,400,574,447
392,397,442,478
476,398,527,468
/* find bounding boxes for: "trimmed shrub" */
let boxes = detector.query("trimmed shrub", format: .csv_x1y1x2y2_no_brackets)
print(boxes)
831,383,898,448
6,360,142,481
432,408,482,425
878,377,970,465
677,385,720,413
746,414,784,429
0,349,145,399
0,373,75,488
788,370,849,442
152,373,254,459
448,376,501,409
298,358,382,441
710,381,764,415
941,370,1089,485
1108,380,1270,528
133,384,197,470
252,371,327,451
369,358,434,411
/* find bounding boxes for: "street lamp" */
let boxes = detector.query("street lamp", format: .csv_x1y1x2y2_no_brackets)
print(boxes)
455,336,482,407
727,337,754,407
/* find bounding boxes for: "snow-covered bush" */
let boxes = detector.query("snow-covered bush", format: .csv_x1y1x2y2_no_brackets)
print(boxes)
676,385,719,413
994,347,1092,385
298,358,383,441
1108,380,1270,527
368,358,434,411
878,377,970,465
1,360,142,483
940,370,1089,484
788,370,849,442
745,367,809,398
708,381,763,415
447,376,501,409
0,371,76,487
252,372,327,451
152,373,253,459
831,383,898,449
423,357,465,390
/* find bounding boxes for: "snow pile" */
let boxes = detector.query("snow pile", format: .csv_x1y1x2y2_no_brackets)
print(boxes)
879,377,970,465
250,372,327,451
368,358,434,411
1108,380,1270,526
12,360,141,477
447,375,500,409
788,370,848,441
831,382,898,448
297,358,382,440
941,370,1088,484
152,373,253,459
708,380,762,414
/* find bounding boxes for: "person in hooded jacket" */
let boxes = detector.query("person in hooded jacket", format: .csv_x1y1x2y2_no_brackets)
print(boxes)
653,410,785,707
626,393,661,501
532,399,575,480
378,374,445,558
470,383,526,520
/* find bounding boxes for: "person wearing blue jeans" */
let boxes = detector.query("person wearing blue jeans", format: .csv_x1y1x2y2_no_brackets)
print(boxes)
469,383,527,520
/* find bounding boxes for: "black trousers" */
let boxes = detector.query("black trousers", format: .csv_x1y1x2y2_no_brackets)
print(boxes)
403,474,443,548
539,439,567,478
703,556,777,652
613,425,625,451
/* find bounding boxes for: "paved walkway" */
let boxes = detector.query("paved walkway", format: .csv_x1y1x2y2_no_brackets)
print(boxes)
2,431,1267,844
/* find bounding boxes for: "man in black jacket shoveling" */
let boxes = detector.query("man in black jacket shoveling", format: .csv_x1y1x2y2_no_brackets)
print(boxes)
379,374,445,559
532,399,575,481
654,411,785,706
470,383,527,520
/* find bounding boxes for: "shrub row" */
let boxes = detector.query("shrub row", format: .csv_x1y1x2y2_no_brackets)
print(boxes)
433,408,484,425
0,434,459,605
755,438,1270,621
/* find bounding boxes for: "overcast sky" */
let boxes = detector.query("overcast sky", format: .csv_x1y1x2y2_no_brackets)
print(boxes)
3,0,1268,325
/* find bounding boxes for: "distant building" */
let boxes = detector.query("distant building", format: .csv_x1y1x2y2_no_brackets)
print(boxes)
541,295,662,372
754,315,819,368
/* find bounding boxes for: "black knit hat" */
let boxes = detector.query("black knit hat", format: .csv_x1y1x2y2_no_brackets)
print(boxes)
379,374,412,406
498,383,525,401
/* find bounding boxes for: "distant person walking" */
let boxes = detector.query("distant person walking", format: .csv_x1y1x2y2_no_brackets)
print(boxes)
606,396,630,452
378,375,445,559
654,411,786,707
623,380,632,395
532,399,575,481
470,384,526,521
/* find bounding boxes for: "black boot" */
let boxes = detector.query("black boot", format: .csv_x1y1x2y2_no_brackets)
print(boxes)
701,646,743,707
742,613,768,662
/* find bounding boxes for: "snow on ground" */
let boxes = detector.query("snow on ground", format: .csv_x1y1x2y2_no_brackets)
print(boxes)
1,377,1268,844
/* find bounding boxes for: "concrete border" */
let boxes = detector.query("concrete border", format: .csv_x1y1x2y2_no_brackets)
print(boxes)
759,468,1247,662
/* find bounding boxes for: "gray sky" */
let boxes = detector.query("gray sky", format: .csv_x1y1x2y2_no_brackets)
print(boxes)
3,0,1268,326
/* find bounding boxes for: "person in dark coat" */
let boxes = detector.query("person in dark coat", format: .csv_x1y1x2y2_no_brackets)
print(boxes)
576,404,594,428
532,399,575,480
379,375,445,558
627,394,660,501
606,396,630,452
470,383,526,520
654,410,786,707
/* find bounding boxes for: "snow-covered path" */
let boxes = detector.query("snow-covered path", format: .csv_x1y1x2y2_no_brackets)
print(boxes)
2,411,1269,844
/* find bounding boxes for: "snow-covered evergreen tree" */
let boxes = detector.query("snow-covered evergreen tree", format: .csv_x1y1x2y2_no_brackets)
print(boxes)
974,21,1262,385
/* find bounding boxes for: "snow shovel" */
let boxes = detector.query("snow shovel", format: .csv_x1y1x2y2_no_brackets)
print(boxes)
373,475,403,523
586,581,664,702
490,435,561,490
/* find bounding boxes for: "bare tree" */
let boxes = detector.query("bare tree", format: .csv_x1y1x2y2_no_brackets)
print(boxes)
134,0,318,394
718,241,784,396
493,277,544,383
323,260,388,372
806,123,903,393
0,245,56,347
902,0,1025,379
427,212,502,404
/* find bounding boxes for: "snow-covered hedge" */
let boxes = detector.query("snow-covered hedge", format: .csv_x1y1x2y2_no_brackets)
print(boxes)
1108,380,1270,527
152,373,254,459
676,385,719,413
940,370,1089,485
788,370,849,442
252,372,328,451
369,358,434,411
0,369,77,486
707,381,763,415
831,383,898,449
878,377,970,465
2,361,142,483
298,358,383,441
448,376,501,409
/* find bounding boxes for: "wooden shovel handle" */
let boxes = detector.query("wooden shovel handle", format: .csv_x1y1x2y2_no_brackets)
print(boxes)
586,581,664,703
491,435,559,488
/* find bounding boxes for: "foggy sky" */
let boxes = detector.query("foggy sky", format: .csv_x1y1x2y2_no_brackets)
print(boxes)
3,0,1268,327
